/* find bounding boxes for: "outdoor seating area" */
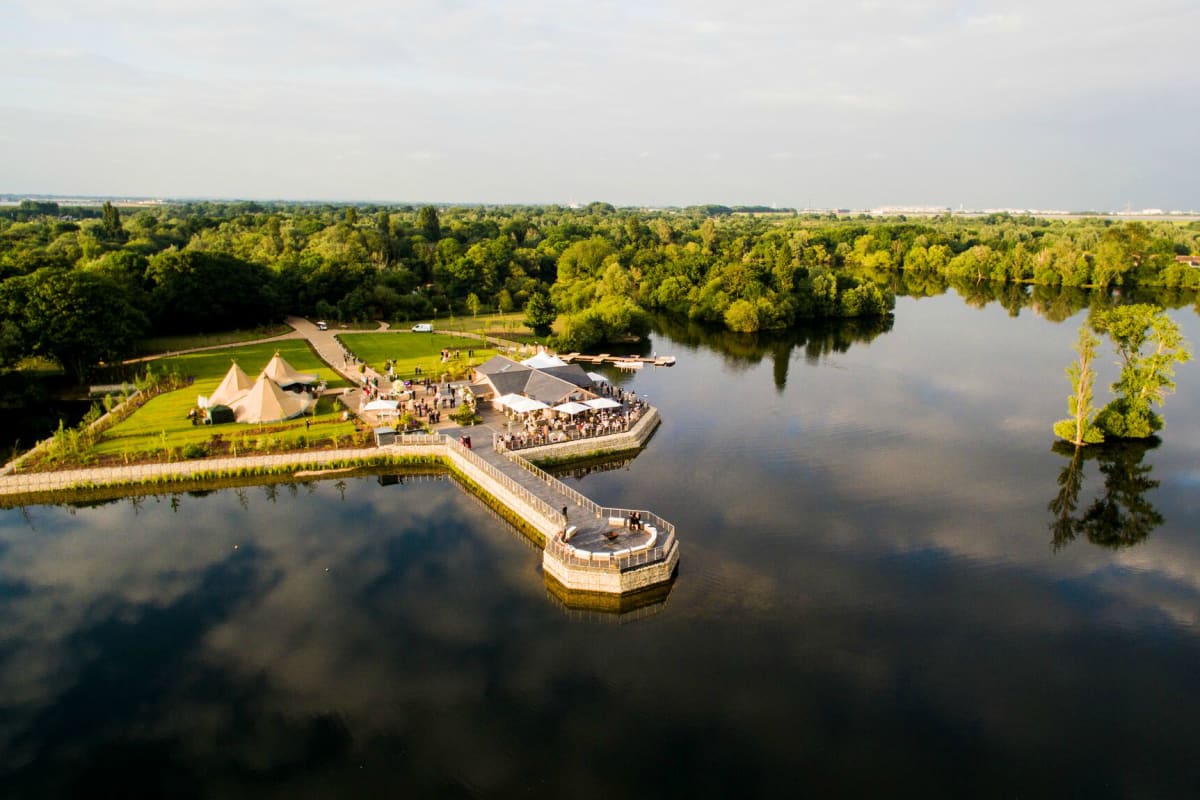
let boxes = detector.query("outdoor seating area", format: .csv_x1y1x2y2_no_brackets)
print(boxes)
498,394,649,451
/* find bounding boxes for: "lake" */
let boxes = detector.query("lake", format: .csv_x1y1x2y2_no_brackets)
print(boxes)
2,289,1199,797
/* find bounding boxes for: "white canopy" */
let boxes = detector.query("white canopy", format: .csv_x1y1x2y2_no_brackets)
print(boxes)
363,399,400,412
584,397,622,410
554,401,591,415
586,371,608,384
508,396,550,414
493,393,527,410
521,352,568,369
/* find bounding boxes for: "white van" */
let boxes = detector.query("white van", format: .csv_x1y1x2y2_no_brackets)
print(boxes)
316,321,328,330
412,323,433,333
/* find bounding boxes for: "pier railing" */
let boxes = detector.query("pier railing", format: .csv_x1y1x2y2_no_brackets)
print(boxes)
439,434,566,527
494,439,599,513
493,437,676,540
545,531,677,573
493,414,641,452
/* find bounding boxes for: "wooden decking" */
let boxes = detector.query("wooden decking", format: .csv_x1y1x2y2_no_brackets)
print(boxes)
558,352,677,367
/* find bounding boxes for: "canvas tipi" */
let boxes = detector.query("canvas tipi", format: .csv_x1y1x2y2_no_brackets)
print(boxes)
232,375,313,423
260,351,318,388
208,361,254,407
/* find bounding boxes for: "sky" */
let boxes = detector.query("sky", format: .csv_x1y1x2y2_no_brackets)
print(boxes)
1,0,1197,209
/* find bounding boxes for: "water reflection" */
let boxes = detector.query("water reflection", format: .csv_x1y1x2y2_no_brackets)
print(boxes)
652,313,894,390
1049,440,1164,552
889,272,1197,322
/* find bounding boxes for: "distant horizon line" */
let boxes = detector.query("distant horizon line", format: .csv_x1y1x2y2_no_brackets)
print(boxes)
2,192,1197,217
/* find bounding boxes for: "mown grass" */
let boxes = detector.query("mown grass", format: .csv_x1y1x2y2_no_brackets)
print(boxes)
337,332,504,379
136,324,293,355
425,312,530,333
151,340,347,389
90,340,355,460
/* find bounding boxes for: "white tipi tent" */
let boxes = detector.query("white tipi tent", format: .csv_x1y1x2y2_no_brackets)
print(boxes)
232,375,313,423
208,361,254,407
260,351,318,388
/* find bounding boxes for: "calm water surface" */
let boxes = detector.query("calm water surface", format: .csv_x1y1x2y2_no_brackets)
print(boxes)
2,292,1199,797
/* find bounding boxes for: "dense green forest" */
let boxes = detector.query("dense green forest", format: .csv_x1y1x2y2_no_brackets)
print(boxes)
1,199,1198,381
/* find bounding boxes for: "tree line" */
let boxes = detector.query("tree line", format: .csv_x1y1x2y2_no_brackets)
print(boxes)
1,201,1198,381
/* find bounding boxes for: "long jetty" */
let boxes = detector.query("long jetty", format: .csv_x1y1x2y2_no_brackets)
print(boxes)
0,420,678,598
558,352,676,367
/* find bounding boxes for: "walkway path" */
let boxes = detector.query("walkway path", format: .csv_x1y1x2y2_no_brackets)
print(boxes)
124,317,395,367
453,424,653,554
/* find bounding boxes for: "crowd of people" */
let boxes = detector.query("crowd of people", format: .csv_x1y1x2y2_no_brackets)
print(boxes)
501,395,647,451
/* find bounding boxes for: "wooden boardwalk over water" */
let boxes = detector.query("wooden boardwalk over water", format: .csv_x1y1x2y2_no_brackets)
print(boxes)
558,352,677,368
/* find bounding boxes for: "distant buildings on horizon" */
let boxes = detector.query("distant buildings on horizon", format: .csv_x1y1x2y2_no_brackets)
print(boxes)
1,193,1197,218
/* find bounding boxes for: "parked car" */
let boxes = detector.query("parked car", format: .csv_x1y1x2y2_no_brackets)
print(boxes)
412,323,433,332
316,321,328,330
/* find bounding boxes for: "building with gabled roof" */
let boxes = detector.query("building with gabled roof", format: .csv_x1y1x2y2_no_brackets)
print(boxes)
471,355,598,407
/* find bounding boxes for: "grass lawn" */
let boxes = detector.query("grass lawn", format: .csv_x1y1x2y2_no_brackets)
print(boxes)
427,312,528,333
337,332,505,379
153,340,348,390
136,324,293,355
90,340,356,461
92,395,358,459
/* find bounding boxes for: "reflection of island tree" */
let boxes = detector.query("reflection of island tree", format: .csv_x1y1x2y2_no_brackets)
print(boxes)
1048,439,1163,552
651,313,893,391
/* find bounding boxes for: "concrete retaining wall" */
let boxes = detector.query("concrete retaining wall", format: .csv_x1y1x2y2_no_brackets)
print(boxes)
542,539,678,594
439,448,561,541
0,445,444,496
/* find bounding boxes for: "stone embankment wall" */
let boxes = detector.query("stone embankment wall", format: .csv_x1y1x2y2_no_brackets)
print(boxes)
0,445,439,497
542,540,679,594
0,439,562,541
513,407,660,463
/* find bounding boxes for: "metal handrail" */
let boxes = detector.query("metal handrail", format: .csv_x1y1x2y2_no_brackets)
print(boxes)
545,532,677,573
494,441,599,514
493,434,676,539
594,507,676,538
443,435,565,526
498,417,637,451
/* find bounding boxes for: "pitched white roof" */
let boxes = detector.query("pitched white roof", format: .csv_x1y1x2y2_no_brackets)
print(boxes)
521,352,568,369
554,401,591,415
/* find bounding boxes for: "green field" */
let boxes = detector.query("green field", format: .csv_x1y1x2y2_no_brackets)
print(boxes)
152,340,347,389
90,340,356,460
337,332,505,379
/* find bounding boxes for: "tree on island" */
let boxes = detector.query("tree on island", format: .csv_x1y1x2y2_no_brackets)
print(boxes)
1054,304,1190,444
1053,325,1104,446
1091,304,1191,439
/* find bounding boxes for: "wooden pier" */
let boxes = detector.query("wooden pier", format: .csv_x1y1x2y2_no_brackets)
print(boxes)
0,420,679,600
558,352,677,368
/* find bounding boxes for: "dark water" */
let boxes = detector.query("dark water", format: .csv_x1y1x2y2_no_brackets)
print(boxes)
3,291,1200,797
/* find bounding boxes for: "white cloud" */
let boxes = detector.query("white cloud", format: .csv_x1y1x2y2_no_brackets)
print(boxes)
0,0,1196,207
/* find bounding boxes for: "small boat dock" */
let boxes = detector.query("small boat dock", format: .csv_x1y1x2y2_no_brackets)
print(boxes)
559,353,676,368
